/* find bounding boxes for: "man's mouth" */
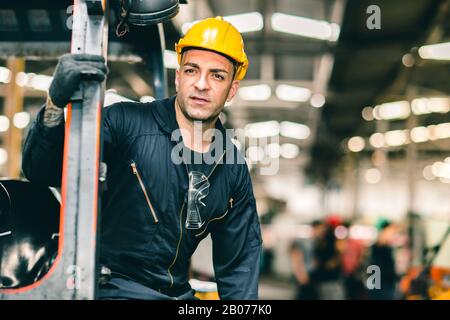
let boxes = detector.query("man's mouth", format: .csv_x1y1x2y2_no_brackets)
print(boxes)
190,96,210,104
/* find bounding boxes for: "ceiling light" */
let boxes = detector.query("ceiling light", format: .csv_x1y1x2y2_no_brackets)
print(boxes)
266,143,280,158
422,165,435,181
362,107,374,121
410,126,428,143
275,84,311,102
247,146,265,162
182,12,264,34
365,168,381,184
369,133,385,148
412,97,450,115
223,12,264,33
418,42,450,60
0,66,11,84
0,116,10,132
29,74,52,91
435,122,450,139
140,96,155,103
271,13,340,41
347,136,365,152
164,50,178,69
374,101,410,120
310,93,326,108
280,121,310,140
245,121,279,138
238,84,271,101
280,143,300,159
0,148,7,166
385,130,408,146
13,112,30,129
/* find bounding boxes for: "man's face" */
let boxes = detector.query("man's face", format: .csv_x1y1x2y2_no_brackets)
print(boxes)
175,49,239,123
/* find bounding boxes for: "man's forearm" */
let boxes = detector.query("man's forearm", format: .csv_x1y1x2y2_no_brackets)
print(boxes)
43,96,64,127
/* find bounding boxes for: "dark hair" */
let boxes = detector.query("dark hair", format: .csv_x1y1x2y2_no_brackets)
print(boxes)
181,46,238,79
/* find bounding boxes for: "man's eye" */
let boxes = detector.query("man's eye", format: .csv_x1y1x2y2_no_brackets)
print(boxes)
185,69,195,74
213,74,225,80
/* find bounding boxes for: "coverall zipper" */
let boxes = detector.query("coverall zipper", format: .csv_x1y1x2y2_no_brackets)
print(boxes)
130,161,159,224
167,150,227,288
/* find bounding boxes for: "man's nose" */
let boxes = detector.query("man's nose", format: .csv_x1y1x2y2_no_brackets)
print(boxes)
194,74,210,91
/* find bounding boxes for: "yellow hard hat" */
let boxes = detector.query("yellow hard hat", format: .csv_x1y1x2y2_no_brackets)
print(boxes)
175,16,249,80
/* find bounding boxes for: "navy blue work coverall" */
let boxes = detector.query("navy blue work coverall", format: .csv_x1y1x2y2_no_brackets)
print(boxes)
21,95,262,299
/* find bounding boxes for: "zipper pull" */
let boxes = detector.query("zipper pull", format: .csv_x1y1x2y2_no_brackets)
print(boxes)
130,161,137,174
229,197,233,208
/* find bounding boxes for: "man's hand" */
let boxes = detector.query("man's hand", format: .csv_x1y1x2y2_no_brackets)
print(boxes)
48,53,108,108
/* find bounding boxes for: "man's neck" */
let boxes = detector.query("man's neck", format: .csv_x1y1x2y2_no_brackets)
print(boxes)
175,99,217,153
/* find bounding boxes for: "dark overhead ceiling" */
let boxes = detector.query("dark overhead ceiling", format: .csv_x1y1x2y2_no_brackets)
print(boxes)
325,0,449,140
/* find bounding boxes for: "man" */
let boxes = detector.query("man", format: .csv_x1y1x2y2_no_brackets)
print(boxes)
22,16,262,300
290,220,325,299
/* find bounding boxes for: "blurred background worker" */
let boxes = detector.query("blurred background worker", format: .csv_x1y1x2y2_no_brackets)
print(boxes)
368,219,400,300
290,220,325,299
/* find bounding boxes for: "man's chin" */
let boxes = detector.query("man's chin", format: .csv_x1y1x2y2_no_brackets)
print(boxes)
186,109,216,123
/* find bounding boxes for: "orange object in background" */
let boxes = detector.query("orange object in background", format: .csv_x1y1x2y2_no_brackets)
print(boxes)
400,266,450,300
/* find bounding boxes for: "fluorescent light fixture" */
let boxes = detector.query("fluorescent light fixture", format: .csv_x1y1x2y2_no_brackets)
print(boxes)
182,12,264,34
432,161,450,179
435,122,450,139
13,112,30,129
238,84,271,101
164,50,178,69
0,66,11,84
266,143,280,158
365,168,381,184
245,120,279,138
373,101,410,120
223,12,264,33
369,133,385,148
412,97,449,115
29,74,52,91
362,107,374,121
14,72,52,91
0,116,10,132
140,96,155,103
247,146,265,162
347,136,365,152
275,84,311,102
15,72,28,87
310,93,326,108
104,89,135,107
280,143,300,159
0,148,7,165
426,125,438,140
385,130,408,146
410,126,428,143
280,121,310,140
418,42,450,60
271,13,340,41
423,165,435,181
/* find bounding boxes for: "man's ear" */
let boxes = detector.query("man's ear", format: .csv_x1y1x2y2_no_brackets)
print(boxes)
226,80,239,102
175,68,180,92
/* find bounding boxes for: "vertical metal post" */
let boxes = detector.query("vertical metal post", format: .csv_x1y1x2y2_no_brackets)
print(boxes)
149,24,168,99
0,0,108,299
5,58,25,178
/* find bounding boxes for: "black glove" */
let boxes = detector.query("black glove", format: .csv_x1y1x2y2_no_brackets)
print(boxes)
48,53,108,108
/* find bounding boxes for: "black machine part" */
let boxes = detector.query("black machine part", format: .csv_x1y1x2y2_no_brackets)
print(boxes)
115,0,184,36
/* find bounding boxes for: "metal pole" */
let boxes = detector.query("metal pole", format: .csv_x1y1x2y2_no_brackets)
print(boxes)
0,0,108,299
